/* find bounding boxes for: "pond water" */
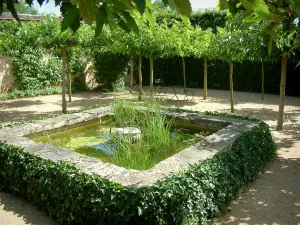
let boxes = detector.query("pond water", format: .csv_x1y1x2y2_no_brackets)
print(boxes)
29,117,212,168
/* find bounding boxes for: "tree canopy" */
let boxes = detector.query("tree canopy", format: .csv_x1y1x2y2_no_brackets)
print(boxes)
1,0,192,35
219,0,300,53
3,0,38,15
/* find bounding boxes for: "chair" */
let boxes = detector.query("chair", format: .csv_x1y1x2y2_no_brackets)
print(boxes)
154,78,164,86
184,89,196,101
184,81,198,101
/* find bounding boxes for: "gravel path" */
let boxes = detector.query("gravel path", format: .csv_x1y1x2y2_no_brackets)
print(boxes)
0,89,299,225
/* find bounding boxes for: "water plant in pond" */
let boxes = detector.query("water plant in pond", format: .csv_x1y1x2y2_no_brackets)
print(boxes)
110,100,202,170
31,101,208,170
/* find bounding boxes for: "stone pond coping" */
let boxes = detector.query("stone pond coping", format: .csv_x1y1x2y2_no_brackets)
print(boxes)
0,106,258,188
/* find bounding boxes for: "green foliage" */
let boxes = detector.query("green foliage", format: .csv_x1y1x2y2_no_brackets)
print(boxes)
71,75,88,93
112,77,126,92
94,52,129,91
111,100,201,170
10,47,61,90
3,0,192,35
0,141,137,224
210,27,249,62
0,87,61,101
137,121,276,224
0,117,276,224
104,18,195,60
220,0,300,54
140,57,300,95
3,1,38,14
190,10,227,31
111,100,195,170
193,28,214,58
155,9,227,32
0,18,94,92
0,19,62,90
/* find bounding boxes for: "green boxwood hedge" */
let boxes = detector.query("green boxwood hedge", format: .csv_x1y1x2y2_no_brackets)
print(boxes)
140,57,300,96
0,120,276,224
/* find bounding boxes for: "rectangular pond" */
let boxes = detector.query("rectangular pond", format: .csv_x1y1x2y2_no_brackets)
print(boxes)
0,105,257,188
27,116,213,170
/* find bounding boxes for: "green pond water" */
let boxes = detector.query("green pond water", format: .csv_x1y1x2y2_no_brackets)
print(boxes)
29,117,211,167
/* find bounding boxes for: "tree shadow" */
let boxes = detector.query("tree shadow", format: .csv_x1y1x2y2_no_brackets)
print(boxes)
0,192,56,225
0,110,55,123
213,154,300,225
233,107,300,149
193,88,300,106
0,100,45,109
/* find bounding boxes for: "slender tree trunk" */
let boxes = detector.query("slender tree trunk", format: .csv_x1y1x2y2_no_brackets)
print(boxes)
276,56,288,131
130,56,133,87
203,56,208,100
138,54,143,101
150,58,154,99
61,48,67,114
183,57,186,88
138,54,142,88
67,52,72,102
262,63,265,100
229,61,234,113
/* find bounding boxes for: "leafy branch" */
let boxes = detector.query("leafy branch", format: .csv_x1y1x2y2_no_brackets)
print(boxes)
263,0,297,16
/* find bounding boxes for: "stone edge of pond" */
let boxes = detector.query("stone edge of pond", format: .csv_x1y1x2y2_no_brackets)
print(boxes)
0,106,258,188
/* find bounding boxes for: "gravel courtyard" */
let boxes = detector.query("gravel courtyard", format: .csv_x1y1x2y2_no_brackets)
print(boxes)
0,88,299,225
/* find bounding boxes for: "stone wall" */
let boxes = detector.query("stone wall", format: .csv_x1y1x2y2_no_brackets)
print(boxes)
0,55,14,93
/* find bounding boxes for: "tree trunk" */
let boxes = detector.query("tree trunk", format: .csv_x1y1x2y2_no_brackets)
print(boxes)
276,56,288,131
262,63,265,100
138,54,142,88
203,56,208,100
183,57,186,88
130,56,133,87
138,54,143,101
67,52,72,102
150,58,154,99
229,61,234,113
61,48,67,114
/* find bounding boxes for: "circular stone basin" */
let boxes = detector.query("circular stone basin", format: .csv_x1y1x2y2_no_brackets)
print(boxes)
116,127,142,143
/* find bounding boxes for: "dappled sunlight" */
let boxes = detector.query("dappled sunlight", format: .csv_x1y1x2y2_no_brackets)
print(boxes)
0,192,56,225
0,89,300,225
213,152,300,225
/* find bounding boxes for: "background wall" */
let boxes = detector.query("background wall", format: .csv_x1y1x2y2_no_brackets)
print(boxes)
0,55,14,93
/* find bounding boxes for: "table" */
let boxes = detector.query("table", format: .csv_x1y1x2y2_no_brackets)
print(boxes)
155,86,168,100
169,86,182,104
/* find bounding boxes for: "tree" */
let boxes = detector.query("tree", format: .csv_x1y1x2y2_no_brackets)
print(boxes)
219,0,300,130
140,21,172,97
101,22,143,96
168,21,194,89
193,28,214,99
210,28,248,113
3,0,38,15
41,18,78,114
1,0,192,36
218,0,300,48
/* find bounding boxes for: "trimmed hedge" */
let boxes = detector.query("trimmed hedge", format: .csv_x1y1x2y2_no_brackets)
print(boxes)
155,10,227,32
0,119,276,224
140,57,300,96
